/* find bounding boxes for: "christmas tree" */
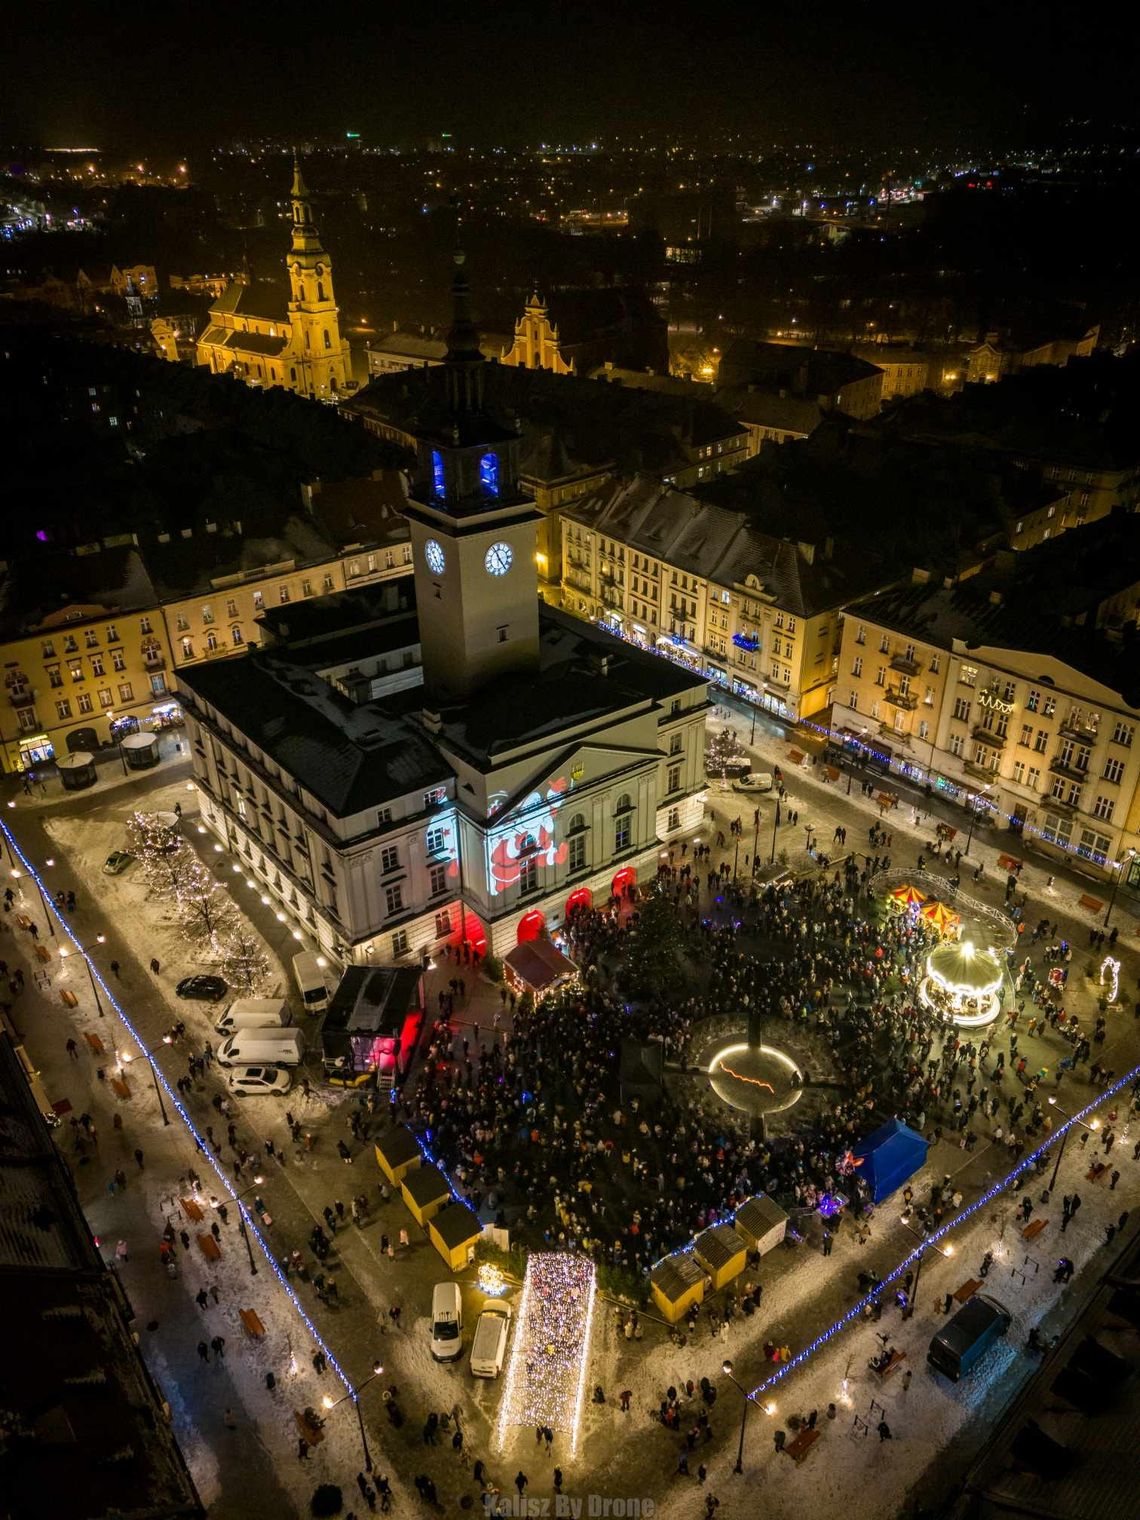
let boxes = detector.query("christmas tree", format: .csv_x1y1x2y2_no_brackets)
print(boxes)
618,881,684,1003
706,725,744,776
175,858,239,953
127,809,187,898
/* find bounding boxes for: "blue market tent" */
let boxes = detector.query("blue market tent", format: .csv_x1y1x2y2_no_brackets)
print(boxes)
851,1119,928,1203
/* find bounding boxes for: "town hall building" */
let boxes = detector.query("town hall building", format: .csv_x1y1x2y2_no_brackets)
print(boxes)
195,159,351,401
178,252,709,965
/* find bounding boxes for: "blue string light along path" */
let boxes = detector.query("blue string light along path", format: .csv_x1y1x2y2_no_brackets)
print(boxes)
0,819,357,1404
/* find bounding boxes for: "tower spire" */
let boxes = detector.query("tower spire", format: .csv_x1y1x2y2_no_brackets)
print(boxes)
291,151,308,201
289,153,322,255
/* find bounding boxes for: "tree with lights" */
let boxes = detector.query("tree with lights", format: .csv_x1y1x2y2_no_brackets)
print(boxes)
706,725,744,777
220,924,272,995
127,810,187,898
174,857,239,953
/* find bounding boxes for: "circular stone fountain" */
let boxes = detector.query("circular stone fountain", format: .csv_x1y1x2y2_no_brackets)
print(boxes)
707,1041,804,1117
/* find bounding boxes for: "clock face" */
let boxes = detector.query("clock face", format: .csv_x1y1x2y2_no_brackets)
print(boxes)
485,542,513,577
425,539,446,576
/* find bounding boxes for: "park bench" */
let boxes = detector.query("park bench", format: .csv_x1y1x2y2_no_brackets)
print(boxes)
1022,1218,1048,1242
180,1197,204,1222
953,1278,982,1303
784,1426,821,1463
84,1032,105,1055
109,1076,131,1100
295,1410,325,1446
59,989,78,1008
873,1350,906,1379
197,1233,221,1261
239,1309,265,1339
34,943,50,963
1078,894,1105,915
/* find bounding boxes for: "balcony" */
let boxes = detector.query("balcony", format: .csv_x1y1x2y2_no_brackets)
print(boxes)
1059,713,1099,743
885,686,918,711
889,653,921,676
143,653,166,670
971,724,1008,747
8,688,34,707
963,759,999,781
1049,756,1090,783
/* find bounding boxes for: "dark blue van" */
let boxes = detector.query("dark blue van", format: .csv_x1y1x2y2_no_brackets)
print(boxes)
927,1294,1011,1381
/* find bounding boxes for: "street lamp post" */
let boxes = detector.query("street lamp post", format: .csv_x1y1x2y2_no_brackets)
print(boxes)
59,936,107,1017
10,867,54,939
1104,848,1137,928
207,1177,266,1276
963,786,991,859
1045,1098,1100,1198
120,1036,173,1126
769,799,781,866
721,1359,754,1475
322,1361,385,1473
899,1217,954,1320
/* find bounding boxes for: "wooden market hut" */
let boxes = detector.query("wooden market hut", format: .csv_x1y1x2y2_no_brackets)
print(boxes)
649,1252,706,1324
428,1201,482,1271
374,1125,422,1187
734,1194,789,1258
693,1223,747,1291
401,1162,452,1227
503,938,578,1000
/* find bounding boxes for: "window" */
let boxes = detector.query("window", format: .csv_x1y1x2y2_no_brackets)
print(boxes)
949,733,964,758
385,883,404,916
879,633,889,653
106,625,119,643
1077,828,1110,866
176,615,189,632
279,586,290,604
76,692,93,714
1012,761,1025,784
380,845,400,874
667,763,682,793
669,732,683,755
181,638,193,659
202,605,214,625
953,698,971,723
569,834,586,872
206,632,218,652
614,816,631,851
232,626,244,646
91,654,104,676
253,591,264,611
1112,721,1135,747
392,929,409,956
1026,689,1040,713
1042,812,1073,849
98,688,112,708
118,682,133,702
875,667,886,687
1034,729,1048,754
929,655,940,674
226,599,238,618
786,618,796,636
849,691,858,712
68,662,83,683
1043,696,1056,718
855,624,866,645
302,580,313,596
918,720,929,740
1103,757,1125,784
112,650,126,672
151,675,167,695
426,826,447,855
55,699,71,720
1019,722,1033,747
429,863,448,895
852,656,863,678
1027,766,1041,790
47,666,62,688
519,857,537,894
424,787,447,808
85,630,98,648
41,640,54,658
140,616,152,634
1092,795,1116,822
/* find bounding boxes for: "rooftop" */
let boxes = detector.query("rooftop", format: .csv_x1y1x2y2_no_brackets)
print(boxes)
718,340,883,397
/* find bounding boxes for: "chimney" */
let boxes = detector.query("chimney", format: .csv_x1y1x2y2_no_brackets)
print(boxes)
421,708,442,734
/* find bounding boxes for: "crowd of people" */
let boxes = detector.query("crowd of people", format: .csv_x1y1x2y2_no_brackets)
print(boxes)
396,850,1121,1284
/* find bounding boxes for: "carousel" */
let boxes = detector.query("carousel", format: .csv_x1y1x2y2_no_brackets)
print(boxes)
918,939,1005,1028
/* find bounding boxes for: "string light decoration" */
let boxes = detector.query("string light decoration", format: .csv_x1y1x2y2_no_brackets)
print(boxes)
1100,955,1121,1005
495,1252,596,1457
127,808,238,954
0,820,355,1405
746,1065,1140,1404
477,1263,508,1298
220,924,272,995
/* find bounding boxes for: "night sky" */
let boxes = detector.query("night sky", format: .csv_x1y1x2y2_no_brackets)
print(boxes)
6,1,1138,152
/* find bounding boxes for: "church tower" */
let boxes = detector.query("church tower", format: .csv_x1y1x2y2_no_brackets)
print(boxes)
286,157,349,398
405,250,543,704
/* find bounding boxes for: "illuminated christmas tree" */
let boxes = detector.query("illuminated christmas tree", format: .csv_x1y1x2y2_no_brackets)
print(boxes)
127,809,187,898
706,725,744,776
220,925,272,995
174,858,238,953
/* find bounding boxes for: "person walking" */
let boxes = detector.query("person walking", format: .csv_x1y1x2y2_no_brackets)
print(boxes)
133,1148,144,1170
110,960,120,978
150,959,161,975
197,1340,210,1362
210,1335,226,1359
195,1289,209,1310
619,1389,632,1412
878,1419,893,1442
515,1471,528,1496
65,1038,78,1060
114,1239,129,1263
297,1438,310,1461
822,1231,833,1257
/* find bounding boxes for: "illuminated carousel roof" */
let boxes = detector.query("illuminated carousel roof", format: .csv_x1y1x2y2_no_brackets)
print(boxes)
927,940,1003,996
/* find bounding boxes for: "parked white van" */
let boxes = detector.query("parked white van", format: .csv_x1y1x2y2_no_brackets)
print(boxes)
293,952,330,1013
470,1303,512,1378
430,1281,464,1362
217,1027,305,1068
214,998,292,1038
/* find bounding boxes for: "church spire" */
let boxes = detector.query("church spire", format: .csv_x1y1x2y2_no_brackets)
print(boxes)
291,152,308,201
289,154,323,257
443,248,486,415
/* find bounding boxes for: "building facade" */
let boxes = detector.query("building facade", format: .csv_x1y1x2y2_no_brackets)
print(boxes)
178,256,709,967
560,476,851,723
832,581,1140,883
196,160,351,401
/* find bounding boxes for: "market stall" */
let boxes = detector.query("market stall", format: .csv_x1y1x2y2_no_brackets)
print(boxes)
504,937,578,1001
649,1253,706,1324
733,1194,789,1257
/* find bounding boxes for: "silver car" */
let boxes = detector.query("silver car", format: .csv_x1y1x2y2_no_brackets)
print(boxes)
227,1064,291,1097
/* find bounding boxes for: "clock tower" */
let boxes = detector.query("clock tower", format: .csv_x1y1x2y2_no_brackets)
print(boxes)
405,250,543,704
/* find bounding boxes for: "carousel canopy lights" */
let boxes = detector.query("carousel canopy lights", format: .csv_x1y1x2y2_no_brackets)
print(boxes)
925,939,1003,997
495,1252,596,1457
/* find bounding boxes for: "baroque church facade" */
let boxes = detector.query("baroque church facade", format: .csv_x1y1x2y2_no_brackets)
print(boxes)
196,160,351,401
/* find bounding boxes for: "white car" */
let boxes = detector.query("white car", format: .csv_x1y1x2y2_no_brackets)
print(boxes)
731,772,774,793
227,1064,291,1097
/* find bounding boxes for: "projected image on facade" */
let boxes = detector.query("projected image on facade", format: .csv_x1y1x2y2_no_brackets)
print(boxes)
487,778,571,895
